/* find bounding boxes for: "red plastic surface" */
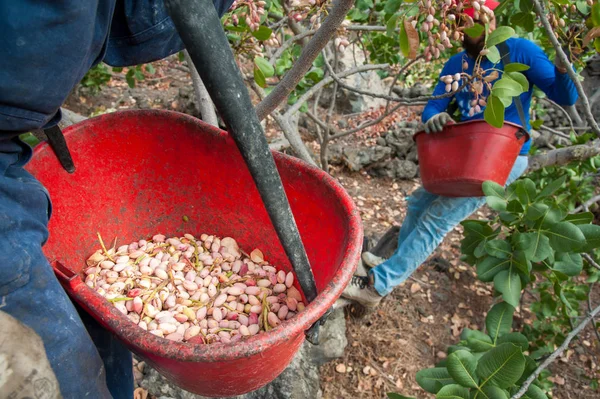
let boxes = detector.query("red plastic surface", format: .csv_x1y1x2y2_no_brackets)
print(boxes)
25,110,363,397
414,120,528,197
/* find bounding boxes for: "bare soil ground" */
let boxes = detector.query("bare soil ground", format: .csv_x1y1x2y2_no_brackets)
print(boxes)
66,59,600,399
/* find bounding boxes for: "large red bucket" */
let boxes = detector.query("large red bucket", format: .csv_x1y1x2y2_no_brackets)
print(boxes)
25,110,362,397
414,120,528,197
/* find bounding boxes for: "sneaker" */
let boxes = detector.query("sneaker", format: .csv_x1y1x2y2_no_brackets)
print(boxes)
354,258,369,277
342,275,383,307
362,252,386,268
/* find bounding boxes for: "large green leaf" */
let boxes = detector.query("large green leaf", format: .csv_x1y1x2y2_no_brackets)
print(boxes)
504,63,530,73
525,203,549,221
487,197,508,212
516,232,552,262
497,333,529,351
467,331,495,352
564,212,594,225
578,224,600,252
477,257,511,282
251,26,273,41
521,384,548,399
553,252,583,276
387,14,399,37
544,222,586,252
536,175,567,200
253,67,267,88
447,351,479,388
481,385,509,399
487,46,501,64
399,18,409,57
465,24,485,38
506,72,529,92
492,78,524,97
484,95,506,128
476,344,525,389
416,368,455,394
384,0,403,15
254,57,274,78
387,394,415,399
510,12,535,32
485,240,513,259
486,27,516,47
494,270,522,308
486,302,514,344
512,250,531,275
483,181,506,198
515,179,536,206
435,384,470,399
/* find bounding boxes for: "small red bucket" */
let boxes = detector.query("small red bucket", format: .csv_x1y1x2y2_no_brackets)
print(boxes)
414,120,528,197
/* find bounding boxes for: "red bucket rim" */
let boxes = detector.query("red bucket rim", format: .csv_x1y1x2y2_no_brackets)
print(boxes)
36,109,363,363
413,119,529,142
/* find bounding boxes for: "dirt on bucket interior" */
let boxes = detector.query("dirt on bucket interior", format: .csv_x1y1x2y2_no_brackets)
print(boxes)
320,170,600,399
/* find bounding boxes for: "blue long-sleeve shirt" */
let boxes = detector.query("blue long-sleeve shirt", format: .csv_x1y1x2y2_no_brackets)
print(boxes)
422,38,579,155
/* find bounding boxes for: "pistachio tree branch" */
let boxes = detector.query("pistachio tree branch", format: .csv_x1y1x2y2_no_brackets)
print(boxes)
511,303,600,399
583,253,600,272
532,0,600,137
526,139,600,173
255,0,354,120
572,195,600,214
184,50,218,127
541,97,574,132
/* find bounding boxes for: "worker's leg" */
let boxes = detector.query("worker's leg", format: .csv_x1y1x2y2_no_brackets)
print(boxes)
0,138,132,398
370,156,529,296
395,187,439,252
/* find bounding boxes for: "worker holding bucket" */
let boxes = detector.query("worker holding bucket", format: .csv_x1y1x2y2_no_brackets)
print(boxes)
0,0,234,397
343,0,579,307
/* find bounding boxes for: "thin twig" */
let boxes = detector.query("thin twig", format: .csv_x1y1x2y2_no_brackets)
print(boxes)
511,303,600,399
541,97,575,132
532,0,600,137
539,125,571,140
572,195,600,214
269,29,317,64
283,64,390,117
583,253,600,272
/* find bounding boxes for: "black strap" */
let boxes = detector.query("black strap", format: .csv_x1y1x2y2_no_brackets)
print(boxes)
497,41,528,133
43,125,76,173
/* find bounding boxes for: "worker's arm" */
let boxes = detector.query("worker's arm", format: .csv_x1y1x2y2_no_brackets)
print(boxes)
519,39,578,106
422,59,456,123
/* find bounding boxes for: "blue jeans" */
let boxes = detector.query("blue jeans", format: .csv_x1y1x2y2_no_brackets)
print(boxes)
370,156,529,296
0,138,132,398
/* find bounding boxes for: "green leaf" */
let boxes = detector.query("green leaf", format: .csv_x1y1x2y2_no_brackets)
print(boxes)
251,25,273,41
487,46,501,64
477,257,511,282
504,63,530,73
484,95,506,128
553,252,583,276
436,384,470,399
510,12,535,32
447,351,479,388
465,24,485,38
387,394,415,399
481,385,509,399
144,64,156,74
497,332,529,351
253,67,267,88
544,222,586,252
467,331,495,352
483,181,506,198
384,0,403,15
125,69,136,88
512,250,531,275
485,240,513,259
494,270,522,307
516,232,552,262
399,18,409,57
522,384,548,399
564,212,594,225
593,2,600,26
578,224,600,252
387,14,399,37
536,175,567,200
254,57,275,78
486,27,516,47
487,197,508,212
515,179,536,205
486,302,515,344
526,203,549,221
519,0,533,12
416,368,455,394
531,119,544,129
507,72,529,92
493,78,524,97
476,343,525,389
506,200,524,214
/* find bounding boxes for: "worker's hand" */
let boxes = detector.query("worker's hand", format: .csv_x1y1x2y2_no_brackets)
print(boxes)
424,112,453,134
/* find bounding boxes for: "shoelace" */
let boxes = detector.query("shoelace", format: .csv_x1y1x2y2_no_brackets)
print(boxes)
350,275,369,289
